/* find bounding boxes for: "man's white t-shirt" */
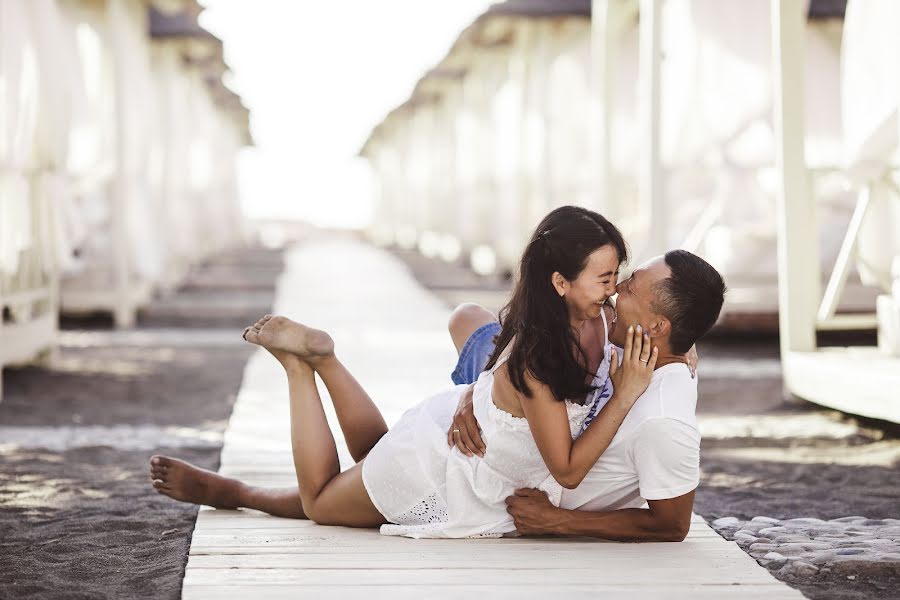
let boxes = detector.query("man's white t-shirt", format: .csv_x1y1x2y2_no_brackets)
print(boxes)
559,361,701,511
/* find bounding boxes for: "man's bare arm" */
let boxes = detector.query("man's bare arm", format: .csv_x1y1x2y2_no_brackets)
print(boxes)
505,488,695,542
447,384,485,457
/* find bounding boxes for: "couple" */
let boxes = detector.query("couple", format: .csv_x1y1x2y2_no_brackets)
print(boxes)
150,206,726,541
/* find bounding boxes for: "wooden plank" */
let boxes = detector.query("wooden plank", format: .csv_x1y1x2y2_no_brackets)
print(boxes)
183,584,801,600
0,312,56,364
183,567,782,586
186,549,755,569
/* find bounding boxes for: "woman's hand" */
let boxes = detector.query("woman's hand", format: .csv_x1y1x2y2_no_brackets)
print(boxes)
447,383,485,457
686,344,698,378
609,324,657,404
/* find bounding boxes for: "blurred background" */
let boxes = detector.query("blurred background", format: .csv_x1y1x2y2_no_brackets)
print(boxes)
2,2,900,598
2,0,898,419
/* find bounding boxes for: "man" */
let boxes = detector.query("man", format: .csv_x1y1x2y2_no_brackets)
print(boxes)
446,249,726,541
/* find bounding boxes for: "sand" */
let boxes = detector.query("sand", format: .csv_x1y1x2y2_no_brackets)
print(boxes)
0,246,282,599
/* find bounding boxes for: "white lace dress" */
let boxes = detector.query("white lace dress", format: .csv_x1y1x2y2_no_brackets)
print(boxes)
361,354,602,539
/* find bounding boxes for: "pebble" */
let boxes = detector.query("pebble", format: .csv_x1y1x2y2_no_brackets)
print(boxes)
776,542,830,554
774,535,810,543
810,552,837,565
786,518,826,525
780,560,819,577
708,514,900,576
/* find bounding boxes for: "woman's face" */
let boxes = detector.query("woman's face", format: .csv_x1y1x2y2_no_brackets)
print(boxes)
561,245,620,323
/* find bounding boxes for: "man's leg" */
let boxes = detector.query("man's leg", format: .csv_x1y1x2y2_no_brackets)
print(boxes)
448,303,501,388
448,303,497,354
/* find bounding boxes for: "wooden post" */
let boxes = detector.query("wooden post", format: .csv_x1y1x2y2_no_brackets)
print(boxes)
590,0,621,217
107,0,135,328
639,0,664,257
771,0,818,355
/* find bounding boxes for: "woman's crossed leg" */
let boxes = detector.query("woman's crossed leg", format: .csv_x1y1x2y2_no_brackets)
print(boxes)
150,315,389,525
150,304,497,523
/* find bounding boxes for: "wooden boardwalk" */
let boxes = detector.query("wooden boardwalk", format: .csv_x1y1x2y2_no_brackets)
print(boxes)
183,239,804,599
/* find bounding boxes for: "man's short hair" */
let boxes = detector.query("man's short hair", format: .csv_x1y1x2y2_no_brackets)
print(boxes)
651,250,727,354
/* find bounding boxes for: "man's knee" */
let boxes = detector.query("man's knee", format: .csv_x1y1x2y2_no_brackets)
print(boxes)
448,303,496,353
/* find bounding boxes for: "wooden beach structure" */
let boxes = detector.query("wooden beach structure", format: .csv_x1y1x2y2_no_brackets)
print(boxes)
0,0,251,401
771,0,900,424
59,0,250,327
0,0,68,402
360,0,899,423
183,238,804,599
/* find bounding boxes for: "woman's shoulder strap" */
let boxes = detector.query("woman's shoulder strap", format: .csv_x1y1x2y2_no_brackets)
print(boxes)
600,303,612,344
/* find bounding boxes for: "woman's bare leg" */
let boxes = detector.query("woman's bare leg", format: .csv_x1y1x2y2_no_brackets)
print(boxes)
274,346,385,526
150,456,308,518
151,318,388,521
246,315,388,462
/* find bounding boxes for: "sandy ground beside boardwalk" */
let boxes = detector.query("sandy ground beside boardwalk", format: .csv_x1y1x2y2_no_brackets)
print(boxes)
0,246,282,600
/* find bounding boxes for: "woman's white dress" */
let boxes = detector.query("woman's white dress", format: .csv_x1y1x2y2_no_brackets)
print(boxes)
361,324,613,538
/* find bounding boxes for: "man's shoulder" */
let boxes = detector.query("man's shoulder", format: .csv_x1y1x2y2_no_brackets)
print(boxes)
631,363,697,423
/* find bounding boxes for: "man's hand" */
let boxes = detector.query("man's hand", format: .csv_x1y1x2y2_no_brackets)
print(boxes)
505,489,561,535
447,384,485,457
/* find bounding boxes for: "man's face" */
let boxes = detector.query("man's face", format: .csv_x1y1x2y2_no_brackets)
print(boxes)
608,256,671,347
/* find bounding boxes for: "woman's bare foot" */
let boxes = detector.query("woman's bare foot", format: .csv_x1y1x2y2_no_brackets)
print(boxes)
149,455,244,509
243,318,305,369
243,315,334,363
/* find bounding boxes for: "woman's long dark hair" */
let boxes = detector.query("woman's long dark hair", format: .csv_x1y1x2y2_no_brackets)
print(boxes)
485,206,627,402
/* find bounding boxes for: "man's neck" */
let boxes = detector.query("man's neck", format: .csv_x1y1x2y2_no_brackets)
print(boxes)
651,343,686,370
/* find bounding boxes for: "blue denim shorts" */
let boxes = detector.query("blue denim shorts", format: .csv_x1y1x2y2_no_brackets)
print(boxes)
450,321,502,385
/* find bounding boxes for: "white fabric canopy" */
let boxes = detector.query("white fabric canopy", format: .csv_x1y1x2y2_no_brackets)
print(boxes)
842,0,900,290
0,0,39,276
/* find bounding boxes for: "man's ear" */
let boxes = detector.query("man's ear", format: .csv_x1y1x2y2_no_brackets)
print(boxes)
551,272,568,297
648,316,670,338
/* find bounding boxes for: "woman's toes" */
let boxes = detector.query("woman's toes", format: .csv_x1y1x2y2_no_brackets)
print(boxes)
244,328,260,344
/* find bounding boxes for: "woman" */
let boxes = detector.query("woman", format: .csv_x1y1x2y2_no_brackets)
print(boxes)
151,206,657,537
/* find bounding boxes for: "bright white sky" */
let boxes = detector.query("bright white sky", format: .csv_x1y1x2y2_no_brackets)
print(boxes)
198,0,496,228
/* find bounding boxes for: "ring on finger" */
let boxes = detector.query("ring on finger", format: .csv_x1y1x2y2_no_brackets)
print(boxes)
452,429,460,434
640,359,649,363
